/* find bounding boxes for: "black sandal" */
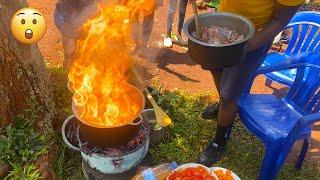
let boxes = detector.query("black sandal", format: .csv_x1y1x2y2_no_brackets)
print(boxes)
201,103,220,119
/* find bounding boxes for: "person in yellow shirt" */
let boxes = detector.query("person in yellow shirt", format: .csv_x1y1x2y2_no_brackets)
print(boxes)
197,0,305,170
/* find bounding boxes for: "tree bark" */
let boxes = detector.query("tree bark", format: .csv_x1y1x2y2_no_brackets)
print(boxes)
0,0,56,135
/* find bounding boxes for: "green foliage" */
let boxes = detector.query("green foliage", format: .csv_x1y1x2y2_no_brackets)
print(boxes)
24,97,44,123
206,0,220,8
53,136,85,180
149,91,320,180
5,163,41,180
0,115,48,165
0,97,48,179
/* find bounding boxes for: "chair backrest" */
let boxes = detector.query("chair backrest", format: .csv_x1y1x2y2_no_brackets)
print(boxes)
284,56,320,115
284,11,320,55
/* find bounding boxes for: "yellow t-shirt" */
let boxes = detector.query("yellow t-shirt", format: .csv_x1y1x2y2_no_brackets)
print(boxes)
218,0,305,29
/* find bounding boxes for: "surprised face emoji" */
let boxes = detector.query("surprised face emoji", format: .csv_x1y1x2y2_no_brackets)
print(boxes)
11,8,47,44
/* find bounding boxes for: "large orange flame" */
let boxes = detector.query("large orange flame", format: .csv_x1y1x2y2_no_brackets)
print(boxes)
68,0,154,128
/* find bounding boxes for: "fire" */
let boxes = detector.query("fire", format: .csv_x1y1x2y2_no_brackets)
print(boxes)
68,0,154,127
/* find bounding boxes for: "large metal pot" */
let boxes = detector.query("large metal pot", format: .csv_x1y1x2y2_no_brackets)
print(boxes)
183,12,255,69
76,116,142,148
72,85,145,148
61,114,150,174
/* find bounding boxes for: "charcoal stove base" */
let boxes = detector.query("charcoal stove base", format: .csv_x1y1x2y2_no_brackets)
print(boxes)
80,137,149,174
82,159,137,180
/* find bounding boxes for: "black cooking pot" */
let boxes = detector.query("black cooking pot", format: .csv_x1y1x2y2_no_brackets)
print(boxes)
71,85,145,148
183,12,255,69
77,116,142,148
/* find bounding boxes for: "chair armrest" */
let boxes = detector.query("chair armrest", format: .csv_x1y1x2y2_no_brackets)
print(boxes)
244,53,320,93
256,53,320,75
301,113,320,126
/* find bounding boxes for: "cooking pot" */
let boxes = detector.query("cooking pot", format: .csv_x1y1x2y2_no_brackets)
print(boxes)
183,12,255,69
61,114,150,174
72,85,145,148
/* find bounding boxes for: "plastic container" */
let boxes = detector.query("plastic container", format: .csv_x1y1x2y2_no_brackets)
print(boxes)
132,162,178,180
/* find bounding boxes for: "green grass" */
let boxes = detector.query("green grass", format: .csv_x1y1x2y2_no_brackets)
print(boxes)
52,136,84,180
48,68,319,180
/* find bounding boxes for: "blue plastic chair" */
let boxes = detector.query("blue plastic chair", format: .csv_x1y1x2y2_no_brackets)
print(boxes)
237,53,320,180
263,11,320,87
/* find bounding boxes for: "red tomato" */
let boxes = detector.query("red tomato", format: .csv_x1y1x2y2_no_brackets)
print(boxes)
168,167,217,180
205,176,216,180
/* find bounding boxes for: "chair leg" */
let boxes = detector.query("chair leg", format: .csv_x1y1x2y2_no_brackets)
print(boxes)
296,139,309,170
265,78,273,87
259,143,293,180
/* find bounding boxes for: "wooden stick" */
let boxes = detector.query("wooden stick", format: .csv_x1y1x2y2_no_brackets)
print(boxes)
191,0,201,38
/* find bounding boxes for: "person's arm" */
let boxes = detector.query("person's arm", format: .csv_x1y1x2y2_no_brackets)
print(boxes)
247,2,303,52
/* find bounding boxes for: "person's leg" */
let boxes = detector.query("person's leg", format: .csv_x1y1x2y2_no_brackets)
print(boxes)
167,0,178,36
131,13,140,54
197,42,273,166
62,37,76,69
177,0,188,36
164,0,178,48
172,0,188,46
136,11,155,56
211,69,222,94
201,69,222,119
141,11,155,48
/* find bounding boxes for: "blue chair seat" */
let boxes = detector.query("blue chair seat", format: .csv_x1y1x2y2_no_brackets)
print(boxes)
263,52,296,86
238,94,305,141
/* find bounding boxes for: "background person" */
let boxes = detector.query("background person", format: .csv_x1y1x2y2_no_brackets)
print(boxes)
54,0,98,69
164,0,189,48
129,0,163,57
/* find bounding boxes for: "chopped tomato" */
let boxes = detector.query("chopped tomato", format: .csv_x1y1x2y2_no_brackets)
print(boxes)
168,167,217,180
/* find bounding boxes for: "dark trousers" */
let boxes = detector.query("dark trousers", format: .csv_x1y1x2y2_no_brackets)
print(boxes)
167,0,188,36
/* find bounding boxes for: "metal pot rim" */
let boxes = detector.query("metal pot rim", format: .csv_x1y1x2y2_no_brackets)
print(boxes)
72,84,146,128
183,12,255,47
61,115,81,151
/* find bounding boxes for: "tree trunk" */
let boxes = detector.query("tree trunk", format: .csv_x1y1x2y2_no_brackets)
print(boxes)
0,0,56,135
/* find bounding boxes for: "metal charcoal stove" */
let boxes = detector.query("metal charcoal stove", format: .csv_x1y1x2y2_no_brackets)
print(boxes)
62,111,151,179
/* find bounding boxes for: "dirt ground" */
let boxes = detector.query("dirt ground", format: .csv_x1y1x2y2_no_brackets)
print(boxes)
28,0,319,165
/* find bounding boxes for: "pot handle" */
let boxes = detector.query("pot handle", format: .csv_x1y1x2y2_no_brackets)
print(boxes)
130,115,143,126
61,115,81,152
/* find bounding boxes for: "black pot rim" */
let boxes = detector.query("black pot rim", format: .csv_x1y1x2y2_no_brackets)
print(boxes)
183,12,255,48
